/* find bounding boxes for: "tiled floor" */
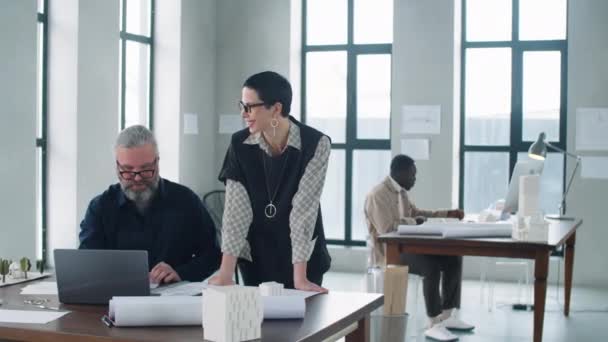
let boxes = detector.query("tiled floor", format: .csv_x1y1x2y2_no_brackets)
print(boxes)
323,272,608,342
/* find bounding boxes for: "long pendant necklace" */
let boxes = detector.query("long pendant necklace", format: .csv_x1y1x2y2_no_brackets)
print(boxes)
262,149,289,219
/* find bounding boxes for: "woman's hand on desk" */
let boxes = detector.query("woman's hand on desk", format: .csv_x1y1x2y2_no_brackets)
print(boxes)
294,278,328,293
447,209,465,220
293,262,328,293
208,273,235,286
209,254,237,286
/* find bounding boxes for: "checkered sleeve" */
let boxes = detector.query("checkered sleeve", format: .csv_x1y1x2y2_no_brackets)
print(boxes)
221,179,253,261
289,136,331,264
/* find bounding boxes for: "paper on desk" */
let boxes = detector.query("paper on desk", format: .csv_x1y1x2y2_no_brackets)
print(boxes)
0,309,69,324
20,281,58,295
151,281,205,296
109,293,307,326
398,222,512,238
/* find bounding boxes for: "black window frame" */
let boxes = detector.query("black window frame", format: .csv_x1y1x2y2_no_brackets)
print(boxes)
119,0,155,130
301,0,392,247
459,0,569,211
36,0,49,264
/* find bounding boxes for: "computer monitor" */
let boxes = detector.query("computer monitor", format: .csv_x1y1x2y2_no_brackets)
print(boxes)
502,160,544,214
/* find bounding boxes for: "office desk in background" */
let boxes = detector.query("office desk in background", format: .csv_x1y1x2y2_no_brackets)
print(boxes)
379,218,582,342
0,280,383,342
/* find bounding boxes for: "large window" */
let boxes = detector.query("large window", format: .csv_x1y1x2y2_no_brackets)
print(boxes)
460,0,568,214
302,0,393,246
36,0,48,261
120,0,154,129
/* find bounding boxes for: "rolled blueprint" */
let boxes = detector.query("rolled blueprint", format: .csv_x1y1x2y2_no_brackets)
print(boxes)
398,222,513,238
108,294,307,327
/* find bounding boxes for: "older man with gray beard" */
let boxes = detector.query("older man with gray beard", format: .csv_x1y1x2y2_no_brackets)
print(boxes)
79,125,221,284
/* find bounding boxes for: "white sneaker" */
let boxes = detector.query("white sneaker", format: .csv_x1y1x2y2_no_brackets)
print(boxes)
424,323,459,341
442,316,475,331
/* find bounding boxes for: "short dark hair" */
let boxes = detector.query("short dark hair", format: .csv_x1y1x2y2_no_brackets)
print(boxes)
390,154,415,175
243,71,292,117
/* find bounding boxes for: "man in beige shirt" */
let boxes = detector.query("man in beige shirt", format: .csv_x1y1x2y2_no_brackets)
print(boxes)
364,155,473,342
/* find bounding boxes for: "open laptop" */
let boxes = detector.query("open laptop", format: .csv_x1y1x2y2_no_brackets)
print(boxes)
54,249,150,304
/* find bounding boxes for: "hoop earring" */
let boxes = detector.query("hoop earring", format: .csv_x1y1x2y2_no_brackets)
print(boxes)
270,118,279,137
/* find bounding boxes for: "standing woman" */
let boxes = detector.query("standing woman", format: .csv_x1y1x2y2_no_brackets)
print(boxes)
209,71,331,292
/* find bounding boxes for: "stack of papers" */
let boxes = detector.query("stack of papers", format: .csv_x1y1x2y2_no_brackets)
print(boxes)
20,281,58,295
151,281,206,296
398,222,513,238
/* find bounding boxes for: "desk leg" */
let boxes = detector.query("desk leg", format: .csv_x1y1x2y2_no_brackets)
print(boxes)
533,251,549,342
564,232,576,317
385,243,401,265
345,315,370,342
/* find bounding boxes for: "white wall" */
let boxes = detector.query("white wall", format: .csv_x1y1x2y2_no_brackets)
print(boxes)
47,0,119,264
155,0,218,197
214,0,292,175
0,0,37,261
154,0,182,183
391,0,458,210
565,0,608,287
179,0,217,196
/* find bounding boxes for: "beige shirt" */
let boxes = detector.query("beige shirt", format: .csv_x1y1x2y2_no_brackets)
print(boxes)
364,176,448,266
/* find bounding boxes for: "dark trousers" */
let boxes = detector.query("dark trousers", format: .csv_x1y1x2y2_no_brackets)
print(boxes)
400,253,463,317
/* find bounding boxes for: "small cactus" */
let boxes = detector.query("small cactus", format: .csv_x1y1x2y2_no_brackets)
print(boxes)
36,259,45,275
19,257,31,279
0,259,9,283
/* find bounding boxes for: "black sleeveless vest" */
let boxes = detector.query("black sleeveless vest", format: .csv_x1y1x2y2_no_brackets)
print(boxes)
218,116,331,288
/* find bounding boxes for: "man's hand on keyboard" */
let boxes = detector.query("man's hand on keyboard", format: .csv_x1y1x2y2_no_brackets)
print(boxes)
149,261,181,284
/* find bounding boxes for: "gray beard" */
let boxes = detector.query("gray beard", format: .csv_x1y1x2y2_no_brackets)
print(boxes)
120,175,160,213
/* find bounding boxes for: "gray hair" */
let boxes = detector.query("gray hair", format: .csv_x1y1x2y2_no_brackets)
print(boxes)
115,125,159,156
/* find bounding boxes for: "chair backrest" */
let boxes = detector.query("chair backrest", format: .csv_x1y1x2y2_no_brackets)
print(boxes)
202,189,240,284
202,190,226,244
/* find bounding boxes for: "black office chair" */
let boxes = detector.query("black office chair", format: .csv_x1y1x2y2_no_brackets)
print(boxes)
202,190,240,284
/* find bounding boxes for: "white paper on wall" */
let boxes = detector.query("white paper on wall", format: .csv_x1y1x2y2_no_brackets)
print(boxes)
400,105,441,134
581,156,608,179
400,139,430,160
576,108,608,151
219,114,244,134
183,113,199,135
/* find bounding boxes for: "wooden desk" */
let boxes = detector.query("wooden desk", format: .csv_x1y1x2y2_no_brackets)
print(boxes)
0,281,382,342
378,218,581,342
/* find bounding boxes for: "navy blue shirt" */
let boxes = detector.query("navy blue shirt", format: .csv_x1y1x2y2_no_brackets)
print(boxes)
79,178,221,281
